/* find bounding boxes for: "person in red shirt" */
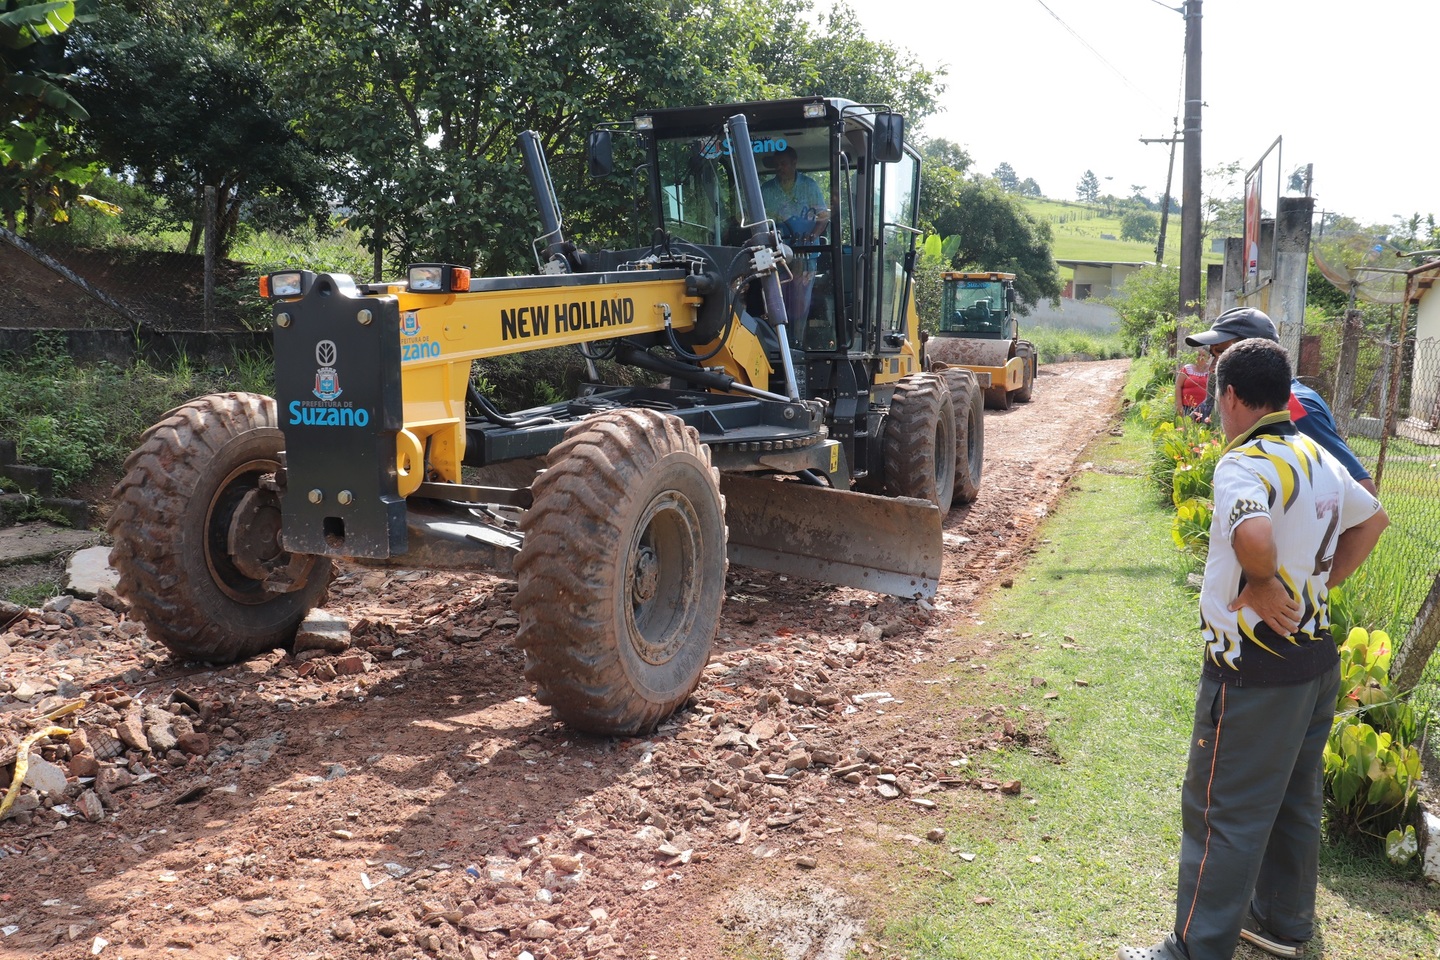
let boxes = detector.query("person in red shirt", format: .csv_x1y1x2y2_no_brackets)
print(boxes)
1185,307,1376,495
1174,350,1210,419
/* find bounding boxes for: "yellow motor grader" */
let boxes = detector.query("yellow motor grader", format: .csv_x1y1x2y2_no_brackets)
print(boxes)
925,271,1037,409
107,97,985,735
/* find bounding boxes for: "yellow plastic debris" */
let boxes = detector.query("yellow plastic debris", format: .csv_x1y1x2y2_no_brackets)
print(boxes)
0,725,74,820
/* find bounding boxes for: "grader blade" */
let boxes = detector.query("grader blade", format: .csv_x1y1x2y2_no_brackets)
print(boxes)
720,475,942,600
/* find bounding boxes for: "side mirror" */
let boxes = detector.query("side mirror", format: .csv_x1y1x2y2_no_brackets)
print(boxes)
587,131,614,178
1005,285,1017,305
873,112,905,164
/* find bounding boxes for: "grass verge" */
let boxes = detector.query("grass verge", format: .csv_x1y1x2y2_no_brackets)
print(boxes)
1022,325,1127,364
879,413,1439,958
0,342,276,500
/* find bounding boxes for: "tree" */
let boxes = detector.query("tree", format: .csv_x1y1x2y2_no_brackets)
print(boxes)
921,170,1062,309
0,0,85,123
918,137,971,176
1106,263,1179,355
1076,169,1099,204
756,2,945,126
992,161,1018,192
1017,177,1042,197
1,0,91,230
1121,209,1159,244
1201,160,1244,241
227,0,943,275
71,3,323,256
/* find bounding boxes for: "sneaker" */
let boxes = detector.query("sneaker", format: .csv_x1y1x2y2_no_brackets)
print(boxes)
1239,911,1304,958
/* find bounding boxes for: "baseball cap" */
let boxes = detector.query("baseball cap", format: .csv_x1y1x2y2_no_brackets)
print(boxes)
1184,307,1279,347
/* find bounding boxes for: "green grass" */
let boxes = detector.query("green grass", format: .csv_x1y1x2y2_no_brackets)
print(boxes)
0,342,275,498
1345,434,1440,632
1052,234,1158,264
5,580,62,608
1021,324,1127,363
879,403,1439,958
1018,197,1225,280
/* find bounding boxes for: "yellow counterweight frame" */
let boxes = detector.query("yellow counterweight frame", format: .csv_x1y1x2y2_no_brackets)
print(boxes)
383,274,771,494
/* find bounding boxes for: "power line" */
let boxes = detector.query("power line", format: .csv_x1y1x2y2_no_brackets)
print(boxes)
1031,0,1165,111
1025,0,1169,113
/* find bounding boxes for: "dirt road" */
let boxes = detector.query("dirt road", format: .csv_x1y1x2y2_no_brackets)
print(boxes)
0,359,1130,959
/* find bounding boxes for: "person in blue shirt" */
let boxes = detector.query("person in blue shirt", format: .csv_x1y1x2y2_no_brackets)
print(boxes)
1185,307,1376,495
760,146,828,324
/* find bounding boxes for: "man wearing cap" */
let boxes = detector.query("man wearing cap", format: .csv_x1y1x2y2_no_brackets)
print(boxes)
1119,338,1388,960
761,145,829,324
1185,307,1376,495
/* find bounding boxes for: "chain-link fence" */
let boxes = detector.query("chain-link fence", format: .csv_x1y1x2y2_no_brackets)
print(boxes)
1,190,373,333
1291,314,1440,639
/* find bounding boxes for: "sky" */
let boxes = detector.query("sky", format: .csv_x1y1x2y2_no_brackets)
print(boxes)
833,0,1438,231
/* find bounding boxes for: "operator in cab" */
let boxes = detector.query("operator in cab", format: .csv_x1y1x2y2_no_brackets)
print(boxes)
761,145,829,325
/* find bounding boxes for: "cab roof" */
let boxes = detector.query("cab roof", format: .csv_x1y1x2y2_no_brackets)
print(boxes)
941,271,1016,282
636,97,872,138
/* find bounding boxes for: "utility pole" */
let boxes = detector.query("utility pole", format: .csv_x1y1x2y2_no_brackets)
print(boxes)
1179,0,1203,316
1139,121,1181,264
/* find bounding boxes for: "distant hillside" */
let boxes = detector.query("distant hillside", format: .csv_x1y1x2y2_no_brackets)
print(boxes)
1018,196,1222,282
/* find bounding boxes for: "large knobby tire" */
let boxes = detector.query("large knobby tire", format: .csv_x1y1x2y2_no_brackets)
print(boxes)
106,392,332,662
883,373,957,510
939,368,984,504
1013,340,1037,403
514,409,727,736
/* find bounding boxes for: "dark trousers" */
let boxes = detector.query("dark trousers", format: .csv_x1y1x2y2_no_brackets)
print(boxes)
1173,665,1340,959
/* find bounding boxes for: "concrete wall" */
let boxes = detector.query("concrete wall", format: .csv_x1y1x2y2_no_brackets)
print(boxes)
1409,272,1440,426
1418,287,1440,346
1068,263,1147,302
1223,197,1314,372
1412,335,1440,429
1026,297,1119,332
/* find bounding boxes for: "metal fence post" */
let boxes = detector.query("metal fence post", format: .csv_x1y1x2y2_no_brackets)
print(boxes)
204,185,216,330
372,215,384,283
1391,573,1440,694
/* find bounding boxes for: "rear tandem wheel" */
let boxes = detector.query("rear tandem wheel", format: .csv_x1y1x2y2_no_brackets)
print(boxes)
939,368,984,503
514,409,727,736
882,373,958,510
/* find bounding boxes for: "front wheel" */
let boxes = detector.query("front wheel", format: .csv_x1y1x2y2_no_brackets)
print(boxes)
106,392,332,662
514,409,727,735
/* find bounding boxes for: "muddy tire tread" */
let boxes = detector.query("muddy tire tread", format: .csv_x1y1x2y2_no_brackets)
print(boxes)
940,369,984,503
515,409,726,736
106,392,331,663
1014,340,1036,403
883,373,957,509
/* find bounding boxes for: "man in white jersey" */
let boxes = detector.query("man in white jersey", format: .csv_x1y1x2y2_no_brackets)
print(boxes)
1119,339,1387,960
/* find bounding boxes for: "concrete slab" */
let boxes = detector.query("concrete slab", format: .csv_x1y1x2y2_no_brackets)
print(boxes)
0,522,104,565
66,545,119,599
